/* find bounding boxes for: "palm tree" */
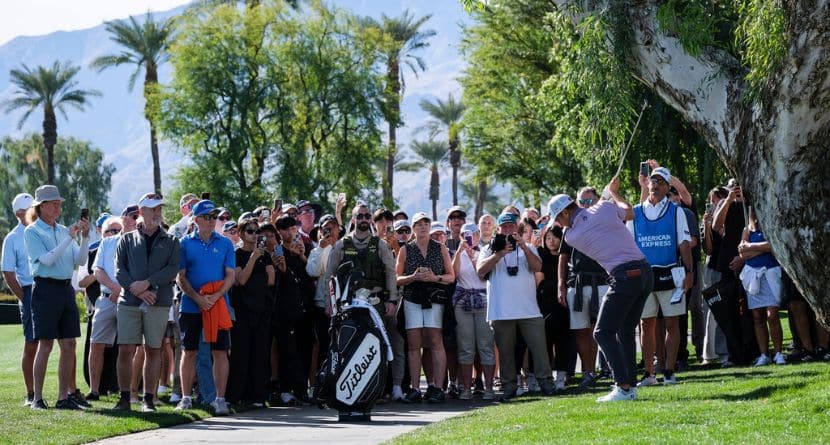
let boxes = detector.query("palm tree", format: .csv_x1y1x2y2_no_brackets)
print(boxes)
3,61,99,183
460,176,499,221
91,13,174,193
419,94,465,205
368,11,436,205
398,139,448,220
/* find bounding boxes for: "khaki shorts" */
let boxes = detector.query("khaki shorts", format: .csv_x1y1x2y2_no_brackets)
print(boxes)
640,289,686,319
90,297,118,345
116,304,170,348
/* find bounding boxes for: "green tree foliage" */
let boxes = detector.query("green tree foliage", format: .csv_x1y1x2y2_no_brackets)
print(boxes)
397,139,448,220
0,134,114,233
156,0,385,215
461,2,728,210
91,12,175,194
419,94,465,205
2,61,100,184
363,10,435,206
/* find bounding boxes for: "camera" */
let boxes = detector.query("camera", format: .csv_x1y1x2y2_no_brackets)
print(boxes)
507,234,517,249
507,266,519,276
490,233,507,252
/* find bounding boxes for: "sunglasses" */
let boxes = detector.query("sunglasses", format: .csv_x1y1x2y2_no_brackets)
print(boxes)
286,212,298,218
448,214,465,220
129,214,139,220
355,213,372,220
218,215,230,221
244,229,259,235
225,229,238,235
578,198,594,205
396,229,412,234
104,228,121,235
202,214,217,221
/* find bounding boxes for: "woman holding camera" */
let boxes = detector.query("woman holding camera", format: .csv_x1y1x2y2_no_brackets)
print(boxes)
396,212,455,403
227,219,275,406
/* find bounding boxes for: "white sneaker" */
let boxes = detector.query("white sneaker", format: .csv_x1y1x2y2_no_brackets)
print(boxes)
773,352,786,365
156,385,170,395
175,397,192,410
211,398,230,415
169,392,182,403
482,388,496,400
459,389,473,400
526,373,541,392
391,385,405,401
753,354,772,366
596,386,637,402
637,375,658,387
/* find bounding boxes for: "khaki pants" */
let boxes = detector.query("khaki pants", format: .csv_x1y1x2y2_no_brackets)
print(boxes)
492,317,552,394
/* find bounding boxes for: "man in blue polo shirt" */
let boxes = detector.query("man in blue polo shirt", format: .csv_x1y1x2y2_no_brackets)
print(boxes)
24,185,91,410
2,192,36,406
175,199,235,415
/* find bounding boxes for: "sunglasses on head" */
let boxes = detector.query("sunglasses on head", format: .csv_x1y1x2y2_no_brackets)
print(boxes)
578,198,594,205
355,213,372,220
396,228,412,234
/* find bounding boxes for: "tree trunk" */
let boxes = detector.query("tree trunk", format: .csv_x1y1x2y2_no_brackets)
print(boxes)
384,60,402,206
42,106,57,184
430,166,440,221
145,67,162,193
450,137,461,206
475,178,487,221
554,1,830,326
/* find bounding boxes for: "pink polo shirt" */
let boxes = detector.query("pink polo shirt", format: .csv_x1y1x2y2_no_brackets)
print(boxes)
563,201,645,274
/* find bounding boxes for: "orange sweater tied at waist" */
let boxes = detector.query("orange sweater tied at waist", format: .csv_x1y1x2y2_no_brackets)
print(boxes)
199,280,233,342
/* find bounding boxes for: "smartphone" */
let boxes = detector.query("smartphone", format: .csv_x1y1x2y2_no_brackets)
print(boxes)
538,221,547,231
417,266,430,274
639,162,649,177
386,226,393,235
80,208,89,220
532,229,540,238
201,192,211,200
275,244,284,256
322,227,332,238
261,209,271,219
293,232,302,245
257,235,266,249
464,234,474,247
338,192,346,202
705,203,714,214
273,197,282,211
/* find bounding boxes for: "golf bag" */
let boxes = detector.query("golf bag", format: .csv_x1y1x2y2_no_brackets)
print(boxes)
314,262,392,422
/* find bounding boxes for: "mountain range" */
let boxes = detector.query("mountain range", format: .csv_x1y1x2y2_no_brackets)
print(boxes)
0,1,507,219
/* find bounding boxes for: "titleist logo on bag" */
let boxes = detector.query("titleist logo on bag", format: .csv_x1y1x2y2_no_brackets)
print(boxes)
336,334,381,406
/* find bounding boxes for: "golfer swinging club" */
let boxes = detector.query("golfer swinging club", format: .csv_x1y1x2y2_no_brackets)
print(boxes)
548,176,653,402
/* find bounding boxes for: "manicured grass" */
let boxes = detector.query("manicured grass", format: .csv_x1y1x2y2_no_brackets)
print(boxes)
392,361,830,444
0,323,212,444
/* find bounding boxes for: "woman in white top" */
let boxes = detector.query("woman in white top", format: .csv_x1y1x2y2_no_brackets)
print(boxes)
452,223,496,400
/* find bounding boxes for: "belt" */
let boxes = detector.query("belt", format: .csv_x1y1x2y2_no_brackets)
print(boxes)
34,276,72,286
610,259,650,277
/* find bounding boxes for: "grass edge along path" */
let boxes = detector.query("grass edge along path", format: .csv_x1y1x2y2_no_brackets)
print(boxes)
390,362,830,444
0,323,215,444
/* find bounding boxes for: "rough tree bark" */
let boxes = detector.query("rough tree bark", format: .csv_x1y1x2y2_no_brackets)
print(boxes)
554,1,830,326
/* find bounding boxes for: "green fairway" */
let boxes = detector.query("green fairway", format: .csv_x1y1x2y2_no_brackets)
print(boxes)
0,323,211,444
391,361,830,444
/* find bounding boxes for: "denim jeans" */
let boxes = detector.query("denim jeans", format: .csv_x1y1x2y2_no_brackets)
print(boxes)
195,333,215,404
593,260,653,387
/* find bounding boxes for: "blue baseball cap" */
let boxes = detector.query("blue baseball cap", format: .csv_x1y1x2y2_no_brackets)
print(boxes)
192,199,218,217
95,213,111,228
222,221,238,232
121,205,139,217
497,212,518,225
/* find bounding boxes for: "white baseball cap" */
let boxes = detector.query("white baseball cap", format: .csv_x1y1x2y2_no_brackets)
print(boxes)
12,193,34,212
138,192,165,209
650,167,672,184
547,194,574,220
411,212,430,225
430,222,447,234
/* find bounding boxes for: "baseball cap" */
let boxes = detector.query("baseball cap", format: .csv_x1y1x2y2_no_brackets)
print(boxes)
216,207,230,217
393,219,411,231
32,185,65,205
411,212,430,225
650,167,672,184
121,205,140,217
461,222,478,234
179,193,199,209
430,222,447,234
296,200,313,210
222,221,238,232
239,211,254,221
393,209,409,220
446,206,467,220
281,203,298,214
192,200,218,217
319,214,337,227
12,193,34,212
138,192,164,209
547,194,574,221
95,213,111,228
497,212,518,225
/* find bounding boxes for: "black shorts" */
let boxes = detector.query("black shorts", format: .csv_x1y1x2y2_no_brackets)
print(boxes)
31,278,81,340
178,312,231,351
